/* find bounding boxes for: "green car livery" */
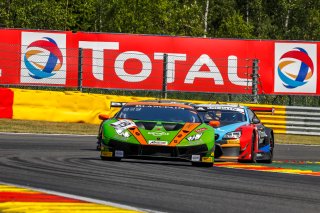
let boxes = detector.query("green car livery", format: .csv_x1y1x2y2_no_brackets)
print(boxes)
98,101,217,167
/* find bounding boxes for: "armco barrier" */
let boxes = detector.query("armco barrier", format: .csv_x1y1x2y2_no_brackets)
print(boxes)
244,103,287,134
4,88,320,136
246,104,320,136
283,106,320,136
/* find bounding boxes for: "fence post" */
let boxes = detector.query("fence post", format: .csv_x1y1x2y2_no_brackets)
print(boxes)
78,48,83,92
252,59,259,103
162,53,168,99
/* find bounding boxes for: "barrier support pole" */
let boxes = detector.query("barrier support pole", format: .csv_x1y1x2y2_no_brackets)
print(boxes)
252,59,259,103
78,48,83,92
162,54,168,99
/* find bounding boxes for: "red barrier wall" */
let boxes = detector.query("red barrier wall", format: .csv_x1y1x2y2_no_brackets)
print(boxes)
0,88,13,118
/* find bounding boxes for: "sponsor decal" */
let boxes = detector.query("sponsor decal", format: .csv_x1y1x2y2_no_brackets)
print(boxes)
195,128,207,133
203,105,245,113
21,32,66,84
274,43,317,93
187,133,203,141
111,119,136,132
191,155,201,162
101,151,113,157
147,131,169,136
148,140,168,145
114,150,124,157
226,139,240,144
135,105,186,110
201,157,213,163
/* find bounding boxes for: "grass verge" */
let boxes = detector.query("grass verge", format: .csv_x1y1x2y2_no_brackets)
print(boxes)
0,119,98,135
1,119,319,145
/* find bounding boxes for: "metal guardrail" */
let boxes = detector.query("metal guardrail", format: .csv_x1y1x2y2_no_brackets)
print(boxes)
257,105,320,136
284,106,320,136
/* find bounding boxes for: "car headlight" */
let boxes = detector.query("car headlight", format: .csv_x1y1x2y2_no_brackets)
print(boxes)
223,131,241,139
187,133,203,141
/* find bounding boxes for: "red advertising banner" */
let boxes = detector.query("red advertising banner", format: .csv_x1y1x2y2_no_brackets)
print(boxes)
0,29,21,86
0,29,78,88
76,32,258,94
0,29,319,95
74,32,320,95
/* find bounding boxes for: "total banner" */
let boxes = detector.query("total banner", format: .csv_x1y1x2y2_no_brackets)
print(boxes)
0,29,318,95
0,29,78,87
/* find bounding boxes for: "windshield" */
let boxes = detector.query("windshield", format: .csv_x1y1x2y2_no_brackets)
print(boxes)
116,105,201,123
198,109,247,126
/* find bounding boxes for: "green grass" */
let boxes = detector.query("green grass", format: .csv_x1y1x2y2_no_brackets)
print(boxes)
275,133,320,145
0,119,98,135
1,119,320,145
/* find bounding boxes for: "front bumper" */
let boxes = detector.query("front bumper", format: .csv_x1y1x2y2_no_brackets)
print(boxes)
101,139,213,162
215,143,241,160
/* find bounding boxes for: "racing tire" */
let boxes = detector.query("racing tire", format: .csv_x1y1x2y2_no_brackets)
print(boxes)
100,156,121,161
191,162,213,167
96,142,101,150
258,135,274,164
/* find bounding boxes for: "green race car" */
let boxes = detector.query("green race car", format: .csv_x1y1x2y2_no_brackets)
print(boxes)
98,101,218,167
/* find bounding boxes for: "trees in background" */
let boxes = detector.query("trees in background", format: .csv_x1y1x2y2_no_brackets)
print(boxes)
0,0,319,40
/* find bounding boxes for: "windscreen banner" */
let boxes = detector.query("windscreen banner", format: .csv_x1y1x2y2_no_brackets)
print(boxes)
0,29,318,95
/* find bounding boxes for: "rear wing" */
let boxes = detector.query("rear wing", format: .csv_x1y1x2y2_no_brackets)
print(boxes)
250,107,275,115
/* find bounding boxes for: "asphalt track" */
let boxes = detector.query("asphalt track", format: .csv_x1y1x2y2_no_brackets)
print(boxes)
0,133,320,213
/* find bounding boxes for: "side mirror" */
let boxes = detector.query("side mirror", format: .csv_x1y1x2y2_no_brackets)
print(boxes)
209,120,220,128
99,114,109,120
252,117,260,124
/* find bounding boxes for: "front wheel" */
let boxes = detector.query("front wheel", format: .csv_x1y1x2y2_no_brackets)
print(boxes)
96,140,102,150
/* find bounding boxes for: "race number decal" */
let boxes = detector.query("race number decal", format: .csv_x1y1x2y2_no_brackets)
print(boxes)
111,119,136,133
